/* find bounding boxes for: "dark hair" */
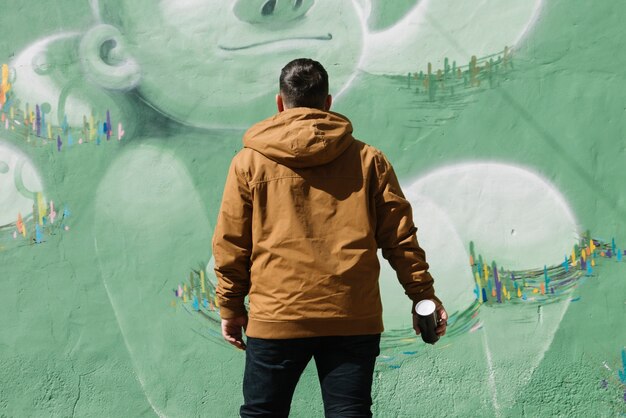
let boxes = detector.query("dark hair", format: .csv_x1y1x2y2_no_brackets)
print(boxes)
279,58,329,109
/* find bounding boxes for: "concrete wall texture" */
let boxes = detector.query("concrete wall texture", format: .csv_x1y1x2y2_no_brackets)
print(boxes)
1,0,625,416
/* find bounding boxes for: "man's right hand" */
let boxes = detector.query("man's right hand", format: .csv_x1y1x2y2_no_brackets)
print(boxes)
221,315,248,350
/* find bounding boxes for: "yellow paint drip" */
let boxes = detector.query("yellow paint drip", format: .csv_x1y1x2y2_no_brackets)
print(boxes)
89,115,96,141
36,193,46,225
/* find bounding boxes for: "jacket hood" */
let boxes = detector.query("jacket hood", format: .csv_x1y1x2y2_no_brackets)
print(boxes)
243,108,354,168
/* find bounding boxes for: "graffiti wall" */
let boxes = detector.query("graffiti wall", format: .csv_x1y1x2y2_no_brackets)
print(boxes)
1,0,625,416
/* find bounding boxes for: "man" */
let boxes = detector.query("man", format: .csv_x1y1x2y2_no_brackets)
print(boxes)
213,58,447,417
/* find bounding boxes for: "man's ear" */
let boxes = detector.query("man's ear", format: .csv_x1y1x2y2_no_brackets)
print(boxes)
324,95,332,111
276,94,285,112
79,24,141,90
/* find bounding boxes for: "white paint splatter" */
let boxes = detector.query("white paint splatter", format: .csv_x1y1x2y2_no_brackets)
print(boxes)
94,237,167,418
481,329,501,417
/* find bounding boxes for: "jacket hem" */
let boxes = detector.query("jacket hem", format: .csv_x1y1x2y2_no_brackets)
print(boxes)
245,316,384,339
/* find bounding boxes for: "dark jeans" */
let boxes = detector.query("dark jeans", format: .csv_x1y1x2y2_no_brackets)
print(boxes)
240,334,381,418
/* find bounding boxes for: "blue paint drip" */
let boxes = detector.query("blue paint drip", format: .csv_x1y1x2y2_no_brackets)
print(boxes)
35,224,43,243
544,265,550,289
586,262,593,276
402,351,418,355
192,296,199,311
481,288,488,303
563,256,569,272
203,298,209,308
56,135,62,152
389,365,401,369
619,348,626,384
61,114,69,135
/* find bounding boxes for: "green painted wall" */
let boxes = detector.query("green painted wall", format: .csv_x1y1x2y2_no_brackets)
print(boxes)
1,1,625,416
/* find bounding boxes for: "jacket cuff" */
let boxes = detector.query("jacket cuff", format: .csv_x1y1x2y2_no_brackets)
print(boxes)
218,302,248,319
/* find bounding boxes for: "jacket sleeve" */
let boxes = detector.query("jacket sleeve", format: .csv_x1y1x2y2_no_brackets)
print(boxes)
374,153,442,313
212,157,252,319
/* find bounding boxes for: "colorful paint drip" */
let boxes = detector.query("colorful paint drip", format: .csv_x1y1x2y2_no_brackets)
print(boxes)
469,235,624,306
0,63,125,150
1,201,71,248
405,47,514,102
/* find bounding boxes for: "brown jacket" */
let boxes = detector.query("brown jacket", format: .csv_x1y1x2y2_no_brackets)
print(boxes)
212,108,440,339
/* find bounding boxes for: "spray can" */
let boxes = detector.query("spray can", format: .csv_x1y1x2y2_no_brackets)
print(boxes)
415,299,439,344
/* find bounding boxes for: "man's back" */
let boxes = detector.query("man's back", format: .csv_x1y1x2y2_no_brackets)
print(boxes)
213,107,438,339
